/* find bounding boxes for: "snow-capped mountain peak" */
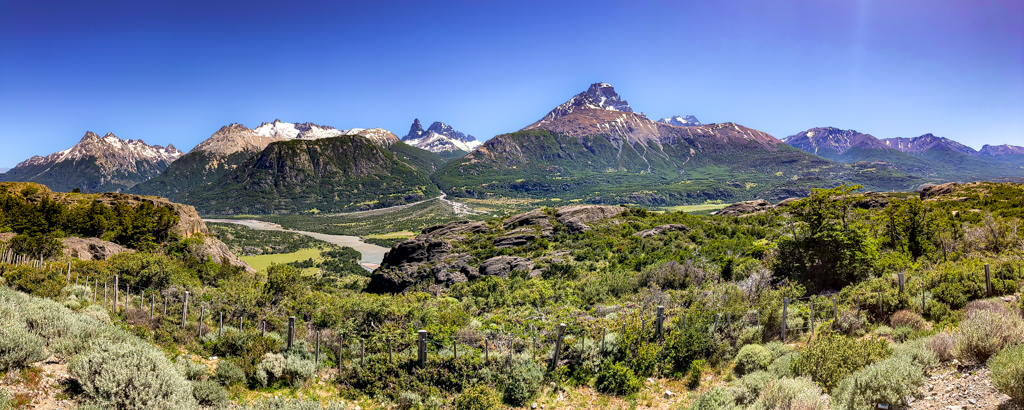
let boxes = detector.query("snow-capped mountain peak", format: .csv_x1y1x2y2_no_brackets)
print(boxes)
534,82,634,125
401,119,480,154
657,115,702,127
252,119,344,140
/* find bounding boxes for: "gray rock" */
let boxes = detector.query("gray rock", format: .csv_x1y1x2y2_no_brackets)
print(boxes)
494,234,536,249
61,237,133,261
715,200,773,216
633,224,688,238
422,220,489,238
478,256,535,279
555,205,624,233
503,210,553,233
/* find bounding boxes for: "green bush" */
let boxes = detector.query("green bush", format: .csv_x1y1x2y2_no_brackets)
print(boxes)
831,356,926,409
191,380,228,408
764,341,794,360
736,325,763,348
953,308,1024,364
831,310,865,336
926,332,955,362
792,331,890,392
733,344,772,376
728,370,772,406
662,321,727,375
0,387,10,410
689,387,737,410
0,323,47,371
397,391,422,409
595,361,641,396
989,344,1024,402
892,337,939,369
501,356,543,406
69,341,197,410
234,396,348,409
687,359,705,390
215,360,246,386
768,352,797,378
454,385,502,410
283,351,316,387
751,377,829,410
175,357,207,381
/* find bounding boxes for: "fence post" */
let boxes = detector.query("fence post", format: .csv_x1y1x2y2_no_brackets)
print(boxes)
262,320,266,337
857,295,861,316
878,290,883,319
315,329,321,369
113,275,119,314
453,337,457,360
198,307,205,338
656,305,664,340
66,263,71,283
484,336,489,364
922,285,926,314
810,301,815,334
163,295,168,315
125,285,129,312
150,293,155,318
287,316,296,349
985,263,992,297
551,323,566,370
360,339,365,366
103,282,107,306
898,272,905,293
139,290,144,310
781,297,789,341
219,312,223,337
832,297,838,321
181,291,189,329
418,330,427,367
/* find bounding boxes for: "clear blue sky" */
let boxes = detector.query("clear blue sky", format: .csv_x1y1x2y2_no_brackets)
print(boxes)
1,0,1022,167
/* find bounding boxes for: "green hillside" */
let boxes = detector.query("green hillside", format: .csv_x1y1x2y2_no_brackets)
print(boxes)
129,150,259,202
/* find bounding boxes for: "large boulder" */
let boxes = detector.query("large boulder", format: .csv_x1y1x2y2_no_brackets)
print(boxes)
633,224,689,238
715,200,773,216
380,238,453,267
920,182,957,199
478,256,536,279
421,220,489,238
61,237,134,261
555,205,625,233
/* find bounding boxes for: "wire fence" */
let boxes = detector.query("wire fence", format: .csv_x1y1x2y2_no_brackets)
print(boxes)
2,244,1021,378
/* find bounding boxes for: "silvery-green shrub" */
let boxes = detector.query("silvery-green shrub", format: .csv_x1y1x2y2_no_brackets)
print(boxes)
255,353,285,387
69,341,197,410
831,356,925,409
0,323,48,371
283,352,315,387
751,377,829,410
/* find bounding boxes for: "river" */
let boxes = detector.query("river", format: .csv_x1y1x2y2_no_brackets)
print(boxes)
203,219,389,271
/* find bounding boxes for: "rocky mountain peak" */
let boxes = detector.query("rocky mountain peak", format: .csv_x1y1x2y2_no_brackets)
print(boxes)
405,119,425,141
533,82,634,125
401,119,481,154
980,144,1024,157
881,133,978,156
657,115,701,126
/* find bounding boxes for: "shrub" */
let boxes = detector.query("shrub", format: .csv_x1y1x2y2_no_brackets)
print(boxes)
926,332,955,362
728,370,772,406
255,353,285,387
892,337,939,369
174,357,207,381
874,325,893,338
662,321,728,375
0,323,47,371
453,385,501,410
769,352,797,378
0,387,10,410
989,344,1024,402
282,351,316,387
892,326,915,342
764,341,794,360
734,344,772,376
831,310,865,336
687,359,705,390
792,331,890,392
689,387,737,410
215,360,246,386
191,380,228,408
595,361,641,396
736,325,763,348
752,377,829,410
397,391,422,409
501,357,543,406
69,341,196,410
890,310,926,330
953,309,1024,364
831,356,926,409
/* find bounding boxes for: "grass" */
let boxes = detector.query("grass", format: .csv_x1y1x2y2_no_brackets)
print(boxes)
239,248,324,273
657,203,732,213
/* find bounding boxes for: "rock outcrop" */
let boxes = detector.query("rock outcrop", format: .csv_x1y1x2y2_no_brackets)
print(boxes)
920,182,958,199
368,206,628,293
61,237,133,261
715,200,774,216
633,224,689,238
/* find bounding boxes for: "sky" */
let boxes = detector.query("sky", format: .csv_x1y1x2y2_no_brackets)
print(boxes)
1,0,1022,168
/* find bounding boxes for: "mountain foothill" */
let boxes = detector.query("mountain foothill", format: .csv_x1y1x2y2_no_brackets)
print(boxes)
3,82,1022,214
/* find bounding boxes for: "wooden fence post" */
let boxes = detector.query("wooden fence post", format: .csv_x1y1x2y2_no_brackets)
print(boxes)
781,297,789,341
418,330,427,367
181,291,189,329
315,329,321,369
551,323,566,370
810,301,815,334
898,272,905,293
453,337,457,360
163,295,168,315
484,336,489,364
360,339,364,366
985,263,992,297
198,307,205,338
66,263,71,283
878,290,882,319
832,297,838,321
261,320,266,337
287,316,295,349
113,275,119,314
218,312,223,337
150,293,155,318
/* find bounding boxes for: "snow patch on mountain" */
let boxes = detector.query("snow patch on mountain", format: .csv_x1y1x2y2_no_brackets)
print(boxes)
401,119,480,153
533,82,634,125
253,119,344,140
657,115,702,126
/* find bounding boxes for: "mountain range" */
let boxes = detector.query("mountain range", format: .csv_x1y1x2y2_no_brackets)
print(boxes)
0,132,182,192
783,127,1024,180
5,82,1023,213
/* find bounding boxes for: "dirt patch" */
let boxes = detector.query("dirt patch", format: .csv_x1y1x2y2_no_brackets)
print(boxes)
910,365,1019,409
0,354,79,410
